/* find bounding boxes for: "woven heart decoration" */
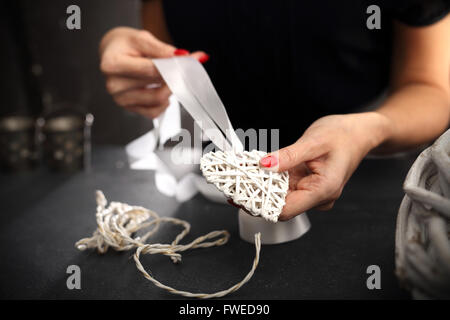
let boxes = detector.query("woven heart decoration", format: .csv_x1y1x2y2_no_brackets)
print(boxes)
200,150,289,223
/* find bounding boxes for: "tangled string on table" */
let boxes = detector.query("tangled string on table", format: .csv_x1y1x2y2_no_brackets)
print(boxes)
200,150,289,223
76,190,261,299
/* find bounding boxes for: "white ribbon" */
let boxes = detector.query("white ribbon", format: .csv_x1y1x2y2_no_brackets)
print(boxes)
153,57,243,153
126,57,244,202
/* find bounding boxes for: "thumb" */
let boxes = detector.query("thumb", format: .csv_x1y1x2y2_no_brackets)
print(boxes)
260,139,321,172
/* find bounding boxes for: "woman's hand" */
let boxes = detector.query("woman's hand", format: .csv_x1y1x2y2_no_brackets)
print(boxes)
260,112,391,220
99,27,209,119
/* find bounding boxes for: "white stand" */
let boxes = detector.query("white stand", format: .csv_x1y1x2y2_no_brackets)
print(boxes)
238,209,311,245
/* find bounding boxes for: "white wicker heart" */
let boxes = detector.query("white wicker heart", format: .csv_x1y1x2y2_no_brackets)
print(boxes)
200,150,289,223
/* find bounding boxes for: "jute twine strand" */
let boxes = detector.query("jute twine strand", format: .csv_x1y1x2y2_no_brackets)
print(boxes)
76,190,261,298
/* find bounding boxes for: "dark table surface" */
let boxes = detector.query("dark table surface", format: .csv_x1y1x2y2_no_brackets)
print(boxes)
0,145,416,299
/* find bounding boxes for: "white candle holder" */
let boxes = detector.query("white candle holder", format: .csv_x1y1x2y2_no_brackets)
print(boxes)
238,209,311,245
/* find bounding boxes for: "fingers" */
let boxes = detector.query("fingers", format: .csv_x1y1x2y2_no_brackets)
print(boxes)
132,30,176,58
99,27,210,121
279,171,343,220
126,103,169,119
113,85,172,118
190,51,210,63
100,29,176,79
280,196,335,221
315,201,335,211
101,54,162,79
260,139,324,173
106,76,162,95
101,49,210,78
279,189,323,221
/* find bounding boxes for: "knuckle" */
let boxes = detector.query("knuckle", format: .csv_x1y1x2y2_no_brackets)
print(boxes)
154,89,170,105
160,99,171,109
281,147,298,165
321,202,335,211
321,182,337,200
324,183,342,201
100,54,118,73
112,96,123,107
114,94,131,107
100,60,109,73
150,104,169,119
334,186,343,200
136,30,152,41
134,30,155,46
146,109,160,119
105,78,117,93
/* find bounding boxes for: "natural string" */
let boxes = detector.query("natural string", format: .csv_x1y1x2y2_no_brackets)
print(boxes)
75,190,261,299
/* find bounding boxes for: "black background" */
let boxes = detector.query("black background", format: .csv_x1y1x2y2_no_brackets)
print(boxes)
0,0,153,145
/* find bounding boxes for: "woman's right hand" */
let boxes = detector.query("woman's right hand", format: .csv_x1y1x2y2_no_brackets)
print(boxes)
99,27,209,119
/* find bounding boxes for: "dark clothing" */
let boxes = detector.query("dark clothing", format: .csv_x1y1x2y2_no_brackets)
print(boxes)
160,0,450,146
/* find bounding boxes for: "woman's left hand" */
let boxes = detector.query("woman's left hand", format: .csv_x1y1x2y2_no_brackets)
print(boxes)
260,112,391,220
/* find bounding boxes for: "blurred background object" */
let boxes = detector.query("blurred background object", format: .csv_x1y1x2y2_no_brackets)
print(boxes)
40,109,93,172
0,0,153,145
0,115,39,171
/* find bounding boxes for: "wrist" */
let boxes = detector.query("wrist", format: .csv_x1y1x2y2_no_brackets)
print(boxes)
352,112,393,156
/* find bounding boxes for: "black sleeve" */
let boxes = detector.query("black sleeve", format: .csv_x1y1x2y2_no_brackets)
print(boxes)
390,0,450,26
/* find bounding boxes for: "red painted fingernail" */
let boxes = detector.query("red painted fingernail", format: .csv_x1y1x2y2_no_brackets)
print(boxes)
174,48,189,56
198,53,210,64
260,155,278,168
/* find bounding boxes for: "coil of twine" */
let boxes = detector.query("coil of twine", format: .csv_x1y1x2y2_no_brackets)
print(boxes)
76,190,261,298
